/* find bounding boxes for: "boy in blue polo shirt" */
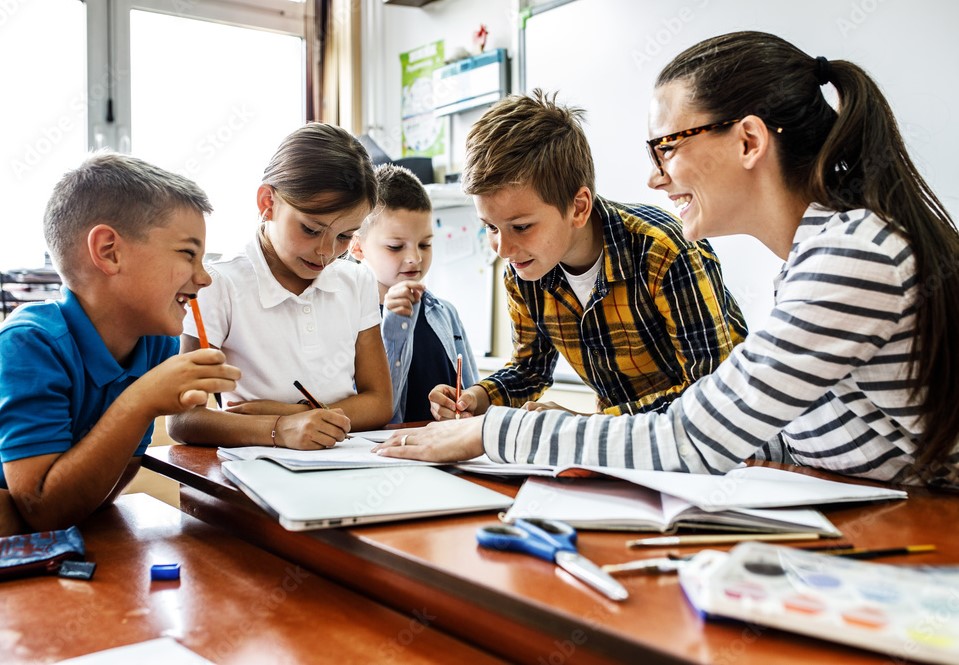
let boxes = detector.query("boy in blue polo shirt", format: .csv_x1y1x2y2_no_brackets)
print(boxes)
0,152,240,535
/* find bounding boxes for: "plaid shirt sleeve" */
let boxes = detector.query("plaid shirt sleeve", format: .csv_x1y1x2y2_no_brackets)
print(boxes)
477,268,557,406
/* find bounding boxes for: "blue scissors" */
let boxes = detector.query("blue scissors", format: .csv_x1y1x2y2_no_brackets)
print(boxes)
476,518,629,601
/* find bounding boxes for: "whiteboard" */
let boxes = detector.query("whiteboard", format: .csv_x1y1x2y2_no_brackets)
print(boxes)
523,0,959,328
424,188,497,357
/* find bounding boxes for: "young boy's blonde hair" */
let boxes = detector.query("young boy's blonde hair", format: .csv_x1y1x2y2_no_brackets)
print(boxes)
357,163,432,236
44,152,212,284
461,89,595,214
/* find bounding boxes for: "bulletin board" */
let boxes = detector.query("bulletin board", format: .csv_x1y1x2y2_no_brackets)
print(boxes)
522,0,959,329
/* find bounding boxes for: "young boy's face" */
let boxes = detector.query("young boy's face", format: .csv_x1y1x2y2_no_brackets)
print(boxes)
353,208,434,291
120,207,211,337
474,184,587,282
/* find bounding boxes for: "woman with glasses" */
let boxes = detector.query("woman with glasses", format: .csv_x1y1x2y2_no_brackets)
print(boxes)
376,31,959,488
169,123,394,450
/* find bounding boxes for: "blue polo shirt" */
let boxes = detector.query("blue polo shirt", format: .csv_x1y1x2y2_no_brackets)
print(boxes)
0,288,178,488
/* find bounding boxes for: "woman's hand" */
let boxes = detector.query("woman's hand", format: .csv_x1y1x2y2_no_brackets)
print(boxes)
371,417,485,462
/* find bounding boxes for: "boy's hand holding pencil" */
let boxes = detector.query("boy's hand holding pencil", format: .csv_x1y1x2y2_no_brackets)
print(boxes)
428,382,484,421
136,349,240,415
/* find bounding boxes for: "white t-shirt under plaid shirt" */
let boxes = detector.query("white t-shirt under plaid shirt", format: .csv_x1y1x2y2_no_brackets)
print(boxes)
482,205,959,489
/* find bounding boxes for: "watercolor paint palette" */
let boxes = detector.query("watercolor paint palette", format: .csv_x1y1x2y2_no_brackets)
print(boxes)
679,542,959,664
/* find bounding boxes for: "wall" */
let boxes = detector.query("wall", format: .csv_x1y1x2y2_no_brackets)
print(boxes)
363,0,519,174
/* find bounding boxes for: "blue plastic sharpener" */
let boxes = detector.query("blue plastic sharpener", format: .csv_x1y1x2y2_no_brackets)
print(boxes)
150,563,180,581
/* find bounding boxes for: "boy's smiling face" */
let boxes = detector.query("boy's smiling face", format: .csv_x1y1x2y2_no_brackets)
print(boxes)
474,184,593,282
120,207,211,338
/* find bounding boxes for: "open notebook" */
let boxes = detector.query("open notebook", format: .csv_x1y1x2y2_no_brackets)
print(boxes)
221,459,513,531
505,477,842,535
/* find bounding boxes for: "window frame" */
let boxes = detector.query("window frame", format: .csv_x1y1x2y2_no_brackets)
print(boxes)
85,0,308,152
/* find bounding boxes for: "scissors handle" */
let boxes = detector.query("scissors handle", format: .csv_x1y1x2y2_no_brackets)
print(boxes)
476,525,557,562
514,518,577,549
476,519,577,562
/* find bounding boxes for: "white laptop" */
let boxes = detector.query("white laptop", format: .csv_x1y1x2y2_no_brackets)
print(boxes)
221,459,513,531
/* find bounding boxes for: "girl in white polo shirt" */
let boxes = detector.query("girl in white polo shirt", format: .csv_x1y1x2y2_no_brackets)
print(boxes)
169,123,393,450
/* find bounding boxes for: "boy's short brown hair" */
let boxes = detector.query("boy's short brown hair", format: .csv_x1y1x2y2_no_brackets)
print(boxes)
461,89,595,214
44,151,212,282
358,163,432,236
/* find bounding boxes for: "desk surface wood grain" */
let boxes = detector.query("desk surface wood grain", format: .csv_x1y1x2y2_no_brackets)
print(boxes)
0,492,503,664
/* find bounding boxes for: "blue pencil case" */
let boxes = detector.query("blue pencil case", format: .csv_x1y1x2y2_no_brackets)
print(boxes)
0,525,86,580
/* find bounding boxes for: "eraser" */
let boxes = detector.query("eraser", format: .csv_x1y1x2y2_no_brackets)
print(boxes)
58,560,96,581
150,563,181,581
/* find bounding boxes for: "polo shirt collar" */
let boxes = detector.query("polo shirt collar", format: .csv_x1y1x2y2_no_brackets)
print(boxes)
246,238,341,309
59,288,153,388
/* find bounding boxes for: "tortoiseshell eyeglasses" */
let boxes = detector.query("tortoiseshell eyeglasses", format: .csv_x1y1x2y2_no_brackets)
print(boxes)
646,119,742,176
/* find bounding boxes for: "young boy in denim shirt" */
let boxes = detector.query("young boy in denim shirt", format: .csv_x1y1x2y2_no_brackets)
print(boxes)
351,164,477,423
0,152,239,535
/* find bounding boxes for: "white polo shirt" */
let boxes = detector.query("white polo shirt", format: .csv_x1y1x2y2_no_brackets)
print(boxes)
183,239,381,406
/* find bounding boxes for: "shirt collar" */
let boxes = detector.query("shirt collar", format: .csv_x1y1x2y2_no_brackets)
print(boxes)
59,288,153,387
246,238,343,308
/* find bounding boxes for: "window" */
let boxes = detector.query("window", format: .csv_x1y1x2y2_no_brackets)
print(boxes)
0,1,87,269
0,0,308,270
129,10,305,255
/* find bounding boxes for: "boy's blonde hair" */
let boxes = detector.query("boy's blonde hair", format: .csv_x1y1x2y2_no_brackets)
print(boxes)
461,89,595,214
357,163,432,236
44,151,212,282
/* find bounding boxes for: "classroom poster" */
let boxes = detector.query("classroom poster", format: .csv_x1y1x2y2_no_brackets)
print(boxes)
400,40,445,157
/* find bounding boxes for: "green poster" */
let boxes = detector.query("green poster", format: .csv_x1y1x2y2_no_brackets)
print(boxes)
400,40,445,157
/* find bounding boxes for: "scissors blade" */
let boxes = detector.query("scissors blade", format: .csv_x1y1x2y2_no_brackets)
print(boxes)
555,551,629,601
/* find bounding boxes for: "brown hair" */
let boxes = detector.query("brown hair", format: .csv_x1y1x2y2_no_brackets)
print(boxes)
262,122,377,216
462,89,595,213
357,164,432,236
658,31,959,472
44,151,212,283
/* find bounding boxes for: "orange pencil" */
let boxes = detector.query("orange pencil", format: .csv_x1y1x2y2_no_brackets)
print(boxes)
188,295,221,408
455,353,463,420
188,296,210,349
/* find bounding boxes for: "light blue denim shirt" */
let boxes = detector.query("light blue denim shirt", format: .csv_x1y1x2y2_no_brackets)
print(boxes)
381,290,478,424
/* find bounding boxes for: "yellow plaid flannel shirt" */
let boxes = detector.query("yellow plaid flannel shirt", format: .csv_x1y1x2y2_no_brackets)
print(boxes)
478,198,747,415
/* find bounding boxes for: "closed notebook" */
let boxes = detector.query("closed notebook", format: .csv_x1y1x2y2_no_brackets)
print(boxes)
221,459,513,531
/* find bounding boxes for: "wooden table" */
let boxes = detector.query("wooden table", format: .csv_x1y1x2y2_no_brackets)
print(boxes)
0,493,503,664
144,445,959,665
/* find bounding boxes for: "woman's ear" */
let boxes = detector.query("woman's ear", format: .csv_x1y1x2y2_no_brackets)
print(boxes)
256,184,275,221
569,186,593,229
87,224,121,276
738,115,773,170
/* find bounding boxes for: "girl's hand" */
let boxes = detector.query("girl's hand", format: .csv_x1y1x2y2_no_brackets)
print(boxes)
273,408,351,450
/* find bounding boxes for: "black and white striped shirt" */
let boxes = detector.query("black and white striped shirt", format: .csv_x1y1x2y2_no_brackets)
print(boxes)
482,206,959,488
